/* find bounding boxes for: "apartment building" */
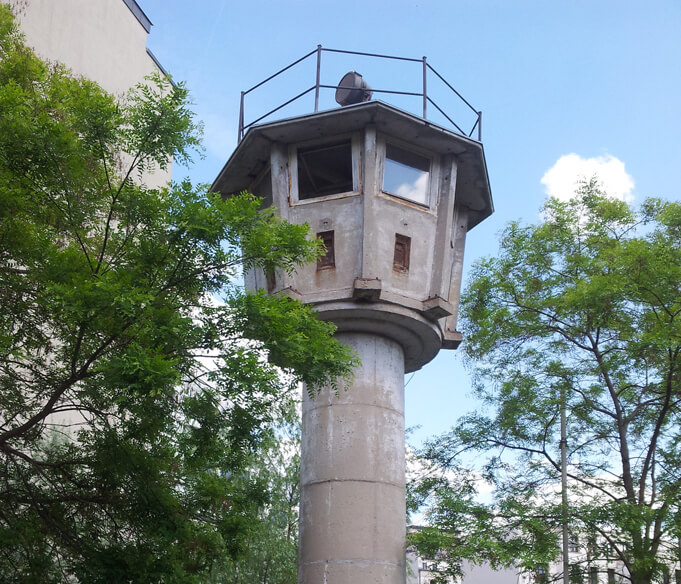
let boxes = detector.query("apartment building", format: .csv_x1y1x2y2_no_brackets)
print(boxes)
14,0,171,188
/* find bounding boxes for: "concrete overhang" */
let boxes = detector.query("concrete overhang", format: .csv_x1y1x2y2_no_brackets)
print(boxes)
211,100,493,229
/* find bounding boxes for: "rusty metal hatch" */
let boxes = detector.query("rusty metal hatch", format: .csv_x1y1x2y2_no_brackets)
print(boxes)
393,233,411,272
317,231,335,270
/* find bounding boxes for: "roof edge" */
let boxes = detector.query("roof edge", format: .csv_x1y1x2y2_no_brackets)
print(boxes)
122,0,152,34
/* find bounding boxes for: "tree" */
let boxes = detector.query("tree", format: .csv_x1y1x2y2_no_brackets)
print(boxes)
210,418,301,584
409,182,681,584
0,6,356,582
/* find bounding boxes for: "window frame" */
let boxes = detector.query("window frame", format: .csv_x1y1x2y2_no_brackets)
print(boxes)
288,133,361,205
378,137,438,209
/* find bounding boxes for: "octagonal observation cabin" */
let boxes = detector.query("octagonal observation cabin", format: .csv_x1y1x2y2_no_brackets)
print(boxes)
212,47,493,373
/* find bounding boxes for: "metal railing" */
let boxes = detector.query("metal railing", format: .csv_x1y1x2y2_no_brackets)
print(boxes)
238,45,482,143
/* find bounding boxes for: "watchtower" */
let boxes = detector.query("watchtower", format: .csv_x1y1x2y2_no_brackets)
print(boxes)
212,47,492,584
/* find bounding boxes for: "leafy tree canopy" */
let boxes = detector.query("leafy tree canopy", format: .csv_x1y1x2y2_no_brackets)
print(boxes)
0,6,356,582
209,418,301,584
409,182,681,584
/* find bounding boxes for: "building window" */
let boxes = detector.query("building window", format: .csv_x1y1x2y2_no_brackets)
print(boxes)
382,143,431,206
295,139,353,200
536,565,548,584
568,536,579,553
317,231,335,270
608,568,616,584
393,233,411,272
589,567,598,584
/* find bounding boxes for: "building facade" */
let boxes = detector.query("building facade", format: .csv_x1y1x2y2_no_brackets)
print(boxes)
14,0,170,188
408,536,681,584
11,0,172,434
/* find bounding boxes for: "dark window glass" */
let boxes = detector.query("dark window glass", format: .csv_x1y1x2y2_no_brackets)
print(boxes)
383,144,430,205
297,140,353,200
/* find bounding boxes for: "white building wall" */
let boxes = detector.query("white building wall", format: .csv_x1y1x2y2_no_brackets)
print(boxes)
460,560,520,584
16,0,158,95
407,549,520,584
14,0,171,188
8,0,173,433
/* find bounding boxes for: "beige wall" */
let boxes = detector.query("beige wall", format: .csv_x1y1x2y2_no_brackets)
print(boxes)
14,0,172,187
16,0,159,95
8,0,172,434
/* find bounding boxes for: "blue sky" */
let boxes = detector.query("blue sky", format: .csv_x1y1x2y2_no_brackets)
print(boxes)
139,0,681,445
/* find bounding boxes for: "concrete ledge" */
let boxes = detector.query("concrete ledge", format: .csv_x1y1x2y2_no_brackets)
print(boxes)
442,328,463,350
276,286,303,301
422,296,454,320
314,300,443,372
352,278,382,302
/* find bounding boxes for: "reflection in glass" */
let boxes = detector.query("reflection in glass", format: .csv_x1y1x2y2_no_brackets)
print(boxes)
383,144,430,205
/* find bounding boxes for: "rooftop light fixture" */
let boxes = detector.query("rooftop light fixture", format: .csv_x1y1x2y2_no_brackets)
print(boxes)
335,71,372,106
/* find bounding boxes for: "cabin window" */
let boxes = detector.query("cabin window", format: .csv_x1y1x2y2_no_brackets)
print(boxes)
383,143,431,206
294,139,354,200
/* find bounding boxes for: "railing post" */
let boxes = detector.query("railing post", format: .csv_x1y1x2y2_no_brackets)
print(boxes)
422,56,427,119
236,48,481,142
314,44,322,113
239,91,245,143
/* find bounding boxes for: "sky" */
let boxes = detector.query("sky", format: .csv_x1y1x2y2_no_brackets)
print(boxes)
138,0,681,446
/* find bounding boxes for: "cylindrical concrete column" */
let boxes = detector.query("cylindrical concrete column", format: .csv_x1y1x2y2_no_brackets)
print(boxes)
298,332,406,584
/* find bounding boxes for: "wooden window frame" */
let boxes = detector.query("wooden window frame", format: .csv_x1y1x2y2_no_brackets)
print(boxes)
378,137,438,209
289,133,361,204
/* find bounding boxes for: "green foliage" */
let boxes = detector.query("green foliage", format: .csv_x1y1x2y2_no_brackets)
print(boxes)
0,6,355,582
410,181,681,584
208,421,301,584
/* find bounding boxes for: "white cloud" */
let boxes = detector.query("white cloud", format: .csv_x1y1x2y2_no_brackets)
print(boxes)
395,172,429,205
541,153,635,202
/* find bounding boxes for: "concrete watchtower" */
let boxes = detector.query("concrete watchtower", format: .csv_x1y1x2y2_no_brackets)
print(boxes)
212,48,492,584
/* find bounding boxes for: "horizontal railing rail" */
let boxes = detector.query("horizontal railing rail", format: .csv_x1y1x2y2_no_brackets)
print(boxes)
238,45,482,143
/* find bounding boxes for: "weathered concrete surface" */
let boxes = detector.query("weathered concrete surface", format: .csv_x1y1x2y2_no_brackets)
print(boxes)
299,332,406,584
211,99,493,584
